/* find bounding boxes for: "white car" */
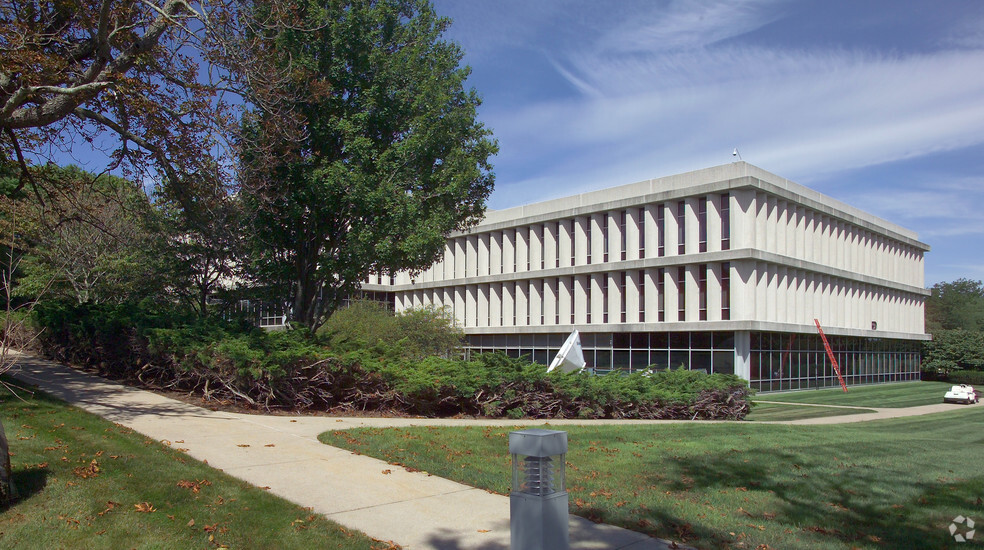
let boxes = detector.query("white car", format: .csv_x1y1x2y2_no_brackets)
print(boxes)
943,384,980,405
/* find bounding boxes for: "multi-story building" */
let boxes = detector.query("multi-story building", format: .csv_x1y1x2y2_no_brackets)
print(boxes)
362,162,930,391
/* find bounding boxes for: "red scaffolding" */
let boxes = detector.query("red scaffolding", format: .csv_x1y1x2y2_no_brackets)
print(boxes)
814,319,848,392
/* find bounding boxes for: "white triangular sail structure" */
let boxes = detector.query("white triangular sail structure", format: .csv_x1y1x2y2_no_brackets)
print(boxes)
547,330,587,373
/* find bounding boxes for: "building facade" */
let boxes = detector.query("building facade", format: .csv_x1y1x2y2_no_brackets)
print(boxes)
362,163,930,391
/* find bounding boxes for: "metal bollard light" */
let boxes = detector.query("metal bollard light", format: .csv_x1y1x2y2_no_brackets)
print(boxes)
509,429,569,550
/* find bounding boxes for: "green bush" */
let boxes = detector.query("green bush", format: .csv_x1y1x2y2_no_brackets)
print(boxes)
947,370,984,386
30,300,751,419
922,329,984,376
320,300,463,359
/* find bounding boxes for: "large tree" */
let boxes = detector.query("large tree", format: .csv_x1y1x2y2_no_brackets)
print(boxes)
240,0,497,331
0,0,271,205
925,278,984,333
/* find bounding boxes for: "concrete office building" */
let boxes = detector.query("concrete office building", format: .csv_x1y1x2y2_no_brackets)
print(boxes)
362,163,930,391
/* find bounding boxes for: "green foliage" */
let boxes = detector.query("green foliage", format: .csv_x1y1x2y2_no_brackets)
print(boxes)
321,300,463,359
31,301,749,419
946,370,984,386
240,0,497,331
921,329,984,375
925,278,984,332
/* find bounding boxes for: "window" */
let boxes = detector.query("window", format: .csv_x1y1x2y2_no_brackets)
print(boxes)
555,278,561,325
586,220,592,264
570,220,576,265
555,221,561,268
721,262,731,320
698,197,707,253
698,264,708,321
677,266,686,321
677,201,686,255
602,217,609,262
620,210,627,261
721,194,731,250
638,207,646,257
620,271,627,323
638,270,646,321
602,276,609,323
586,280,592,323
657,268,665,322
657,204,665,257
569,276,575,324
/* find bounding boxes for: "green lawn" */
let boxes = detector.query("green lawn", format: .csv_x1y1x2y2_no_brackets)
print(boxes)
755,381,952,408
320,409,984,550
0,385,391,549
744,402,876,422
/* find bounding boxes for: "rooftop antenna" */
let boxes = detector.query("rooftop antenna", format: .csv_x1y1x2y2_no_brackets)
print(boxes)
732,147,742,161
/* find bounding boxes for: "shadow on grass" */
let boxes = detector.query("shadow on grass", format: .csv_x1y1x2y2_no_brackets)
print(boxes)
662,443,981,549
1,466,49,512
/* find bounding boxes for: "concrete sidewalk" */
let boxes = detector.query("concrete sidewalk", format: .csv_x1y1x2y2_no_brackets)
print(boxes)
6,352,680,550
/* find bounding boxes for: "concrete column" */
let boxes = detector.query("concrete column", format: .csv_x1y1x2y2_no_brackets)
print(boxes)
608,211,622,262
489,283,502,327
574,217,588,266
529,280,542,326
574,275,589,325
466,235,478,278
490,232,502,276
608,272,622,324
514,281,528,327
502,229,515,274
765,195,778,253
544,222,558,270
793,206,806,259
530,224,543,272
731,190,755,250
515,227,529,272
478,233,490,277
626,269,641,323
685,197,700,255
644,204,658,258
707,262,722,322
559,219,573,268
502,283,515,327
590,273,605,323
776,200,788,256
466,285,478,327
626,208,641,261
735,330,751,382
685,265,699,322
665,268,680,322
559,276,573,326
707,195,722,253
755,262,768,322
544,278,557,326
453,238,466,279
665,202,680,257
591,214,606,264
644,268,658,323
454,286,466,326
477,284,489,327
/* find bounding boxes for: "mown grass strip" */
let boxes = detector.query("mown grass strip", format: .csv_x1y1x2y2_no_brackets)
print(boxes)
320,409,984,550
0,383,394,549
755,381,951,408
744,402,875,422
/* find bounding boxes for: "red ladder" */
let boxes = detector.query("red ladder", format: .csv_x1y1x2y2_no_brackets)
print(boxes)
814,319,848,392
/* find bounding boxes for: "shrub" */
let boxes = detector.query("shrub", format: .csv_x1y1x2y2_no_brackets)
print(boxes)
321,300,463,359
947,370,984,386
30,300,751,419
922,329,984,376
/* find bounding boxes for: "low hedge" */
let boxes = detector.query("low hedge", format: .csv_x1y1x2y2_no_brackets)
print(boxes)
30,300,752,419
947,370,984,386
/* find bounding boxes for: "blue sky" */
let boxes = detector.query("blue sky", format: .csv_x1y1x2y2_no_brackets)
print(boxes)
432,0,984,286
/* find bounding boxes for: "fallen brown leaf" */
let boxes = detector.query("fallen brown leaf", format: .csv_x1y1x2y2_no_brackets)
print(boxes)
134,502,156,513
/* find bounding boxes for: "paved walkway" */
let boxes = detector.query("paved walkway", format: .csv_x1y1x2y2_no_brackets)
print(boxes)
6,352,681,550
6,352,969,548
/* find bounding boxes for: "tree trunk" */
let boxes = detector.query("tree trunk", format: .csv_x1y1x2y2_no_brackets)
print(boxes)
0,418,14,505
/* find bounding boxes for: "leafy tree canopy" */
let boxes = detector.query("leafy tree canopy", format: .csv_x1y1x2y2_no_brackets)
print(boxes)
240,0,497,331
925,278,984,333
